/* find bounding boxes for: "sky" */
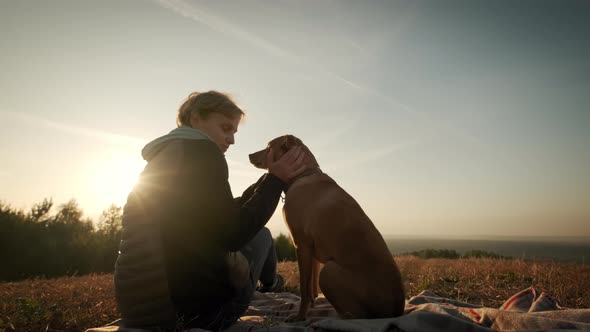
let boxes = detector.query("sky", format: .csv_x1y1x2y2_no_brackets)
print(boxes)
1,0,589,238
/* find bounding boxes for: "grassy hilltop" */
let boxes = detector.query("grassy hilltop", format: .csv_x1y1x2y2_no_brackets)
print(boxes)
1,257,589,332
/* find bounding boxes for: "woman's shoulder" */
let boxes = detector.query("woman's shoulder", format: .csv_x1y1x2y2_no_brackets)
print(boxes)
181,139,228,174
146,138,224,169
182,139,224,159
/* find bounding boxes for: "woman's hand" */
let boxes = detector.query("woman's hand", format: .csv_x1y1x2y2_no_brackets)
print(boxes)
267,146,307,184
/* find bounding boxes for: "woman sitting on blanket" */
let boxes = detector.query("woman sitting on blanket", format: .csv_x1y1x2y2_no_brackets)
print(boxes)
114,91,306,330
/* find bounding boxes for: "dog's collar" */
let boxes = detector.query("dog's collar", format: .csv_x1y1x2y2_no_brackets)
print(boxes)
285,168,324,193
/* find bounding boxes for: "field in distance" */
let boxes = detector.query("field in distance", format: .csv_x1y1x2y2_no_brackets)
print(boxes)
384,235,590,263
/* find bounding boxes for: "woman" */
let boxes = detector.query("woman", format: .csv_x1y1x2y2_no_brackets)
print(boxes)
114,91,306,330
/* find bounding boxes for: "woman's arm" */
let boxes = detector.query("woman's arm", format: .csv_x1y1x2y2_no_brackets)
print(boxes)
233,174,267,207
181,140,285,252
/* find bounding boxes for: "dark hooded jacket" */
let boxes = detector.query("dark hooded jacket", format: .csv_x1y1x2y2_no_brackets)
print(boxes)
114,127,285,328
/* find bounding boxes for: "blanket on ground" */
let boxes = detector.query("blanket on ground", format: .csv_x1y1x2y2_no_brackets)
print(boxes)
87,287,590,332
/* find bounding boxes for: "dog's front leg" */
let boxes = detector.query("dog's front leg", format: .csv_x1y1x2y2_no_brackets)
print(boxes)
286,245,313,322
311,258,320,305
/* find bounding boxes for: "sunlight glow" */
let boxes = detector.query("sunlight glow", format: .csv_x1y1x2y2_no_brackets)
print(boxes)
90,150,146,209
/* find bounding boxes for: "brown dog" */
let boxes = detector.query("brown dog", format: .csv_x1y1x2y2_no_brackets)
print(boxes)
249,135,405,321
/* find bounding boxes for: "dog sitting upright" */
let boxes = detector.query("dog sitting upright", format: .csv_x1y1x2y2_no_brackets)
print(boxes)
249,135,405,321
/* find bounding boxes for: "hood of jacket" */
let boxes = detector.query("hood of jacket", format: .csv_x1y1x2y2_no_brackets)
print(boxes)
141,126,212,161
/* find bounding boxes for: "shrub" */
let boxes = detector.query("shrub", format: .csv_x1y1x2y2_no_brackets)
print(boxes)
463,249,510,259
406,248,461,259
274,233,297,261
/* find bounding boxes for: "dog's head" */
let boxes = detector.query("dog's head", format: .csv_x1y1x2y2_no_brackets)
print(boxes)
249,134,319,170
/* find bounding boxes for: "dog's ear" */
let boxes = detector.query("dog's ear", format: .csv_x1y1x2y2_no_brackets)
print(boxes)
281,135,301,150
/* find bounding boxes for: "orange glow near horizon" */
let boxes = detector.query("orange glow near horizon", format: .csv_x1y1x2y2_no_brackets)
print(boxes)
89,149,146,212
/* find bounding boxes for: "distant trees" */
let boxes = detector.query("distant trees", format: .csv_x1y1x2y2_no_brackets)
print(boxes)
406,249,461,259
0,198,299,281
0,198,122,281
462,249,509,259
403,248,510,260
274,233,297,262
94,204,124,273
97,204,123,237
4,197,515,281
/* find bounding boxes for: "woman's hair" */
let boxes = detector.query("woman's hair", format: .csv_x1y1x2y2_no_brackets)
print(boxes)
176,91,245,127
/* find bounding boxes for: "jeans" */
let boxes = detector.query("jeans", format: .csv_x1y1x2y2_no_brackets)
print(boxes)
184,227,277,331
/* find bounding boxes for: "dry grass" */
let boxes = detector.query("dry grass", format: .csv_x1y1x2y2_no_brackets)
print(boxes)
395,256,589,309
1,257,588,331
0,274,117,332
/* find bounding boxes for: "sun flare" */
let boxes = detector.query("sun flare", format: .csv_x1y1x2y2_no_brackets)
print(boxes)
91,150,146,209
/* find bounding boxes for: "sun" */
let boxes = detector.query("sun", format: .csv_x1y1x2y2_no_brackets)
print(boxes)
91,149,146,209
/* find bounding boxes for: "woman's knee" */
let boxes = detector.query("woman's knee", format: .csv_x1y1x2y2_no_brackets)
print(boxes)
250,227,272,246
242,227,272,257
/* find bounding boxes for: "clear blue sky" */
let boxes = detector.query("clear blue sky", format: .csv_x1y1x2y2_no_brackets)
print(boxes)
1,0,589,237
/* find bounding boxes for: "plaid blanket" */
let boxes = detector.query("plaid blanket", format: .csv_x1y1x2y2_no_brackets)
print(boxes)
87,287,590,332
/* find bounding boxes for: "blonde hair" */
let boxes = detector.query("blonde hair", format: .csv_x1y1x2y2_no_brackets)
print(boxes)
176,91,245,127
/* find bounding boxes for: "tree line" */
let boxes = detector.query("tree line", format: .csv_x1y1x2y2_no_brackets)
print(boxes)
2,197,511,282
0,199,123,281
403,248,510,259
0,198,297,281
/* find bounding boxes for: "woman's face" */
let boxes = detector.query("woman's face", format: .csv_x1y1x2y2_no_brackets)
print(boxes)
190,112,241,154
